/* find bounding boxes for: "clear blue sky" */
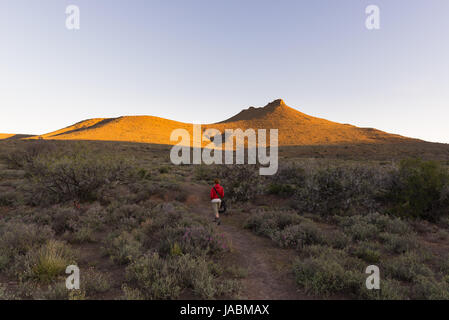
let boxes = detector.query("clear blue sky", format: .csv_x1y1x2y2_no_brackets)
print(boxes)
1,0,448,143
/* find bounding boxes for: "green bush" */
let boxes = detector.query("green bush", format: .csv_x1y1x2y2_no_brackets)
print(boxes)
274,222,325,249
384,159,449,221
337,213,413,243
379,232,419,254
266,164,305,197
22,240,75,283
0,190,22,206
244,211,303,238
2,141,58,169
385,252,433,282
124,253,238,300
293,245,364,297
325,230,351,249
35,282,86,300
104,203,149,229
294,166,387,216
338,215,379,241
267,183,296,197
0,221,54,272
411,275,449,300
194,165,217,182
358,278,407,300
104,231,143,265
215,165,262,202
352,242,381,264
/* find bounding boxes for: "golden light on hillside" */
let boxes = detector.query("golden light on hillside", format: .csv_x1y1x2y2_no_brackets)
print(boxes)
25,100,416,147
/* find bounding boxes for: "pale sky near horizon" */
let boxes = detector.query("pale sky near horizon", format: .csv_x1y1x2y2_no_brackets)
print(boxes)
0,0,448,143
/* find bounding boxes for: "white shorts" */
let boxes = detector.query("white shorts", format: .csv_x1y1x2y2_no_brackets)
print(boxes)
211,199,221,215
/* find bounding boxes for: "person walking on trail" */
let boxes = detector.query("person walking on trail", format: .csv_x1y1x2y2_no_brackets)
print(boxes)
210,179,224,225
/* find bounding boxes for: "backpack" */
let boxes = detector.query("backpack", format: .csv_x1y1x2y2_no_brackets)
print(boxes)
213,186,227,214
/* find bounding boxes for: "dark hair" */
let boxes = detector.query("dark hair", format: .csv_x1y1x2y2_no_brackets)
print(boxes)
214,179,220,184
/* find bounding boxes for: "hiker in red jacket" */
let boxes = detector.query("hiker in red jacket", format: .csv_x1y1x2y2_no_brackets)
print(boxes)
210,179,224,225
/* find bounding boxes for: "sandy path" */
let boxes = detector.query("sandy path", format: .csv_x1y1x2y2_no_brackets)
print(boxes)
189,182,311,300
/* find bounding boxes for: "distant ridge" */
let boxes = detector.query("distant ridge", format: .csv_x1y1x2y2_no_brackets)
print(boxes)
0,133,35,140
26,99,419,146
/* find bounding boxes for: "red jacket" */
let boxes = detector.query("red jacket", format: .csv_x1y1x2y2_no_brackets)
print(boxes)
210,184,224,200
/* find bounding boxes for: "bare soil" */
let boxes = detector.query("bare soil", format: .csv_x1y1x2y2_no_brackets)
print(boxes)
186,182,312,300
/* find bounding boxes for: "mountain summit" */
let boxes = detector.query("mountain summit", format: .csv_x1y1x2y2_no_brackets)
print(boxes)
220,99,290,123
28,99,416,146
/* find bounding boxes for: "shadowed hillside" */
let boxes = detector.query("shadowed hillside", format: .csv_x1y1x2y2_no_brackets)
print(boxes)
0,134,35,140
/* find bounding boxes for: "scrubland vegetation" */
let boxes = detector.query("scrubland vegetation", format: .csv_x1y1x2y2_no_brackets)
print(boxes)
0,140,448,299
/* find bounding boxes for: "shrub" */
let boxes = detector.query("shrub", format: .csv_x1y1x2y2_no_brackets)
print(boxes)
385,252,433,282
439,216,449,229
274,222,325,249
225,266,248,279
82,268,112,297
194,165,217,182
24,240,75,283
384,159,449,221
432,229,449,241
159,166,170,174
126,250,182,300
358,278,407,300
124,253,177,299
411,275,449,300
0,284,14,300
179,226,229,256
266,164,305,197
369,213,412,235
325,230,351,249
293,246,364,297
2,141,58,169
104,231,143,265
244,211,303,238
352,242,381,264
337,213,412,242
137,205,228,258
125,252,181,299
379,232,419,254
47,207,79,235
267,183,296,197
295,165,388,216
24,148,133,204
0,221,54,271
216,165,262,202
104,203,149,229
438,255,449,274
338,215,379,241
0,190,22,206
70,226,95,244
125,253,238,300
35,282,86,300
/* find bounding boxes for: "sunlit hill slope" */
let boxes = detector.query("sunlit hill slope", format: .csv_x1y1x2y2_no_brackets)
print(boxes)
27,99,417,146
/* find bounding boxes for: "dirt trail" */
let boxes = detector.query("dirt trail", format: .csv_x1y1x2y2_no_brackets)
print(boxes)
187,182,311,300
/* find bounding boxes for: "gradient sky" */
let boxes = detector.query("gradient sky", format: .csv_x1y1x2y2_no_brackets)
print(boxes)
0,0,448,143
